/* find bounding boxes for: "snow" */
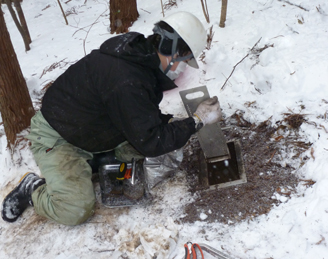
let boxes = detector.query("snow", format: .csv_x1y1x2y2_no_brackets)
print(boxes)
1,0,328,258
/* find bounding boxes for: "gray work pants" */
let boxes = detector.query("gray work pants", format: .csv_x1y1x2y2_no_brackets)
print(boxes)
28,111,144,225
27,111,96,225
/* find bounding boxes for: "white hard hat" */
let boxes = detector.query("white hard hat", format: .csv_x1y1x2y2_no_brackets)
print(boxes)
161,12,207,69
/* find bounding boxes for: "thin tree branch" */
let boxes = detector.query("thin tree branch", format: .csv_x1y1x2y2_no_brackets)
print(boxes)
221,38,261,90
277,0,309,12
83,9,108,55
57,0,68,25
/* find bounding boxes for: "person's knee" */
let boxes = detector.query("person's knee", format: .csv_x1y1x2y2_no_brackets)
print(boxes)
68,199,96,226
62,192,96,226
56,200,96,226
34,190,96,226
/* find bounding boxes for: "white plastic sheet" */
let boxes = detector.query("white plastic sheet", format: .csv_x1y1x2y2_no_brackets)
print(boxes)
143,148,184,189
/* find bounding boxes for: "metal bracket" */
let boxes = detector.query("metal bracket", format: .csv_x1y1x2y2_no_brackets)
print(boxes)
179,86,230,162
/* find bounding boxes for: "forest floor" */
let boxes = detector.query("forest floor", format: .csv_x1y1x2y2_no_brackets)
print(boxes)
180,112,313,225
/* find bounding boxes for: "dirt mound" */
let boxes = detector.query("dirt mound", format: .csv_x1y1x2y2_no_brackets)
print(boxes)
180,112,312,224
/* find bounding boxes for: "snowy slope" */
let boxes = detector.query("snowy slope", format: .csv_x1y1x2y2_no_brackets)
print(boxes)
0,0,328,258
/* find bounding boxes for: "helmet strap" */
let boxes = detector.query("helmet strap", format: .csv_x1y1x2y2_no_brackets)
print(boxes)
153,24,194,74
163,52,194,74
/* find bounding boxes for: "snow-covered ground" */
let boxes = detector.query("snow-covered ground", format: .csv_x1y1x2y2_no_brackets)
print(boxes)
1,0,328,258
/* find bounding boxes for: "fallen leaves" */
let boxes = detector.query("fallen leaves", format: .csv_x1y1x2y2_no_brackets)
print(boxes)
310,147,315,160
267,149,276,164
300,179,316,187
275,135,284,141
283,113,306,129
276,187,292,197
316,236,325,245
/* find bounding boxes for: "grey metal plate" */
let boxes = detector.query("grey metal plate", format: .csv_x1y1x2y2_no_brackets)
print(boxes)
180,86,210,116
179,86,230,162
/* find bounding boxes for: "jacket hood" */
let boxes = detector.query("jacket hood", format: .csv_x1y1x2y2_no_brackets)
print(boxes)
100,32,177,92
100,32,159,69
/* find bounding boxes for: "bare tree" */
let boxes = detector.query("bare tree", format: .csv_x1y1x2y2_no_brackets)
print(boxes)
200,0,210,23
109,0,139,34
160,0,165,17
13,0,31,42
5,0,31,50
0,4,35,148
219,0,228,28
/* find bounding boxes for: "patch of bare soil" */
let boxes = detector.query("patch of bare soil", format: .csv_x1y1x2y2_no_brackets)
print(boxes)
180,112,313,224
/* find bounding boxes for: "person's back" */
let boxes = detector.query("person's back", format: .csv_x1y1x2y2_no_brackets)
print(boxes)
42,32,160,152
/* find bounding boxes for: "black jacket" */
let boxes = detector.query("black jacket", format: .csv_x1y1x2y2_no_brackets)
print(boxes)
41,32,196,156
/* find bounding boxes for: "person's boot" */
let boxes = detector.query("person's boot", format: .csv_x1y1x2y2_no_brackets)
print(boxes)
1,172,45,223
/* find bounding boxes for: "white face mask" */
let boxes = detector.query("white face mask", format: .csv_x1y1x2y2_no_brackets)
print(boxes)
166,61,187,80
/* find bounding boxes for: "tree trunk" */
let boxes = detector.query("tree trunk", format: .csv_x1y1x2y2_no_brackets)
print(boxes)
219,0,228,28
13,0,31,43
0,5,35,148
5,0,30,51
109,0,139,34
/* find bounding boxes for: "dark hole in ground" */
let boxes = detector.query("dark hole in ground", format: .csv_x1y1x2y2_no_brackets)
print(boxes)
206,141,241,185
180,113,310,225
